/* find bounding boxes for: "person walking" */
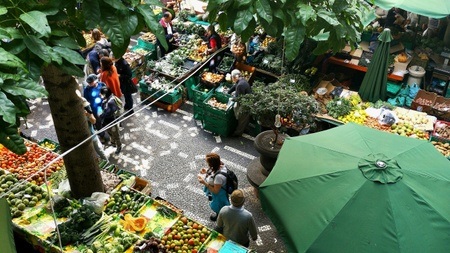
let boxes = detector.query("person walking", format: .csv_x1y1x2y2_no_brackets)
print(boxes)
228,69,252,137
114,57,136,114
216,189,258,248
197,153,230,221
99,86,122,154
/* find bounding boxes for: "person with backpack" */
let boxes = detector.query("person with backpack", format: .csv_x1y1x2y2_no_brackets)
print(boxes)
100,86,122,154
198,153,230,221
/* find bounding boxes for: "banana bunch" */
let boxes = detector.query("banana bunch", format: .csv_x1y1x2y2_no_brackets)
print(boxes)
349,94,362,107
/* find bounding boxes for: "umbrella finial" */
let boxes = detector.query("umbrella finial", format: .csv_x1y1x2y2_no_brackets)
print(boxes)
358,153,403,184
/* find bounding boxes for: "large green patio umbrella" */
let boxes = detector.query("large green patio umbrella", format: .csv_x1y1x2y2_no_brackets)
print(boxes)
358,28,392,103
260,123,450,253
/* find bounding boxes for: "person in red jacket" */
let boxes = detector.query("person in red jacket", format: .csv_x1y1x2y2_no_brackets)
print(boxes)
99,56,123,98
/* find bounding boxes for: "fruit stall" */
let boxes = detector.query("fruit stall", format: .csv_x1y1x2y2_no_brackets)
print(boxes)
0,140,251,253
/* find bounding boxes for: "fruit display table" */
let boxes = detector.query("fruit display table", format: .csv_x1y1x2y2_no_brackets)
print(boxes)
0,141,250,253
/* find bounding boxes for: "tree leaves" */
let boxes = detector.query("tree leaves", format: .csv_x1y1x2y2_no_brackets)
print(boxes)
24,35,52,63
297,4,315,24
20,11,51,36
285,26,305,61
255,0,272,24
234,9,254,34
52,46,86,65
0,120,26,155
136,4,167,50
2,79,48,99
0,48,25,69
317,10,340,26
103,0,128,10
0,91,17,124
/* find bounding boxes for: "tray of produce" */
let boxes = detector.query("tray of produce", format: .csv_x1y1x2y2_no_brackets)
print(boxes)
38,138,60,153
104,185,152,216
200,72,224,88
157,216,213,253
217,53,235,74
124,51,145,69
137,199,181,238
0,172,49,219
0,141,65,185
198,232,226,253
204,95,234,112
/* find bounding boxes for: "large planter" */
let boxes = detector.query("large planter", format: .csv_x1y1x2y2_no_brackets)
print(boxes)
247,130,288,190
253,130,288,175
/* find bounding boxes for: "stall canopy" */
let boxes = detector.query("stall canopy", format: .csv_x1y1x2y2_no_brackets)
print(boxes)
259,123,450,253
373,0,450,18
358,28,392,103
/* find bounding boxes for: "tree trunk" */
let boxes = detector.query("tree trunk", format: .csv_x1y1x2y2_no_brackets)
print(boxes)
444,16,450,48
41,65,104,198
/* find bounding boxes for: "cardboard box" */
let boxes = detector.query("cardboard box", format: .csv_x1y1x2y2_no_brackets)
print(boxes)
411,89,437,113
431,96,450,121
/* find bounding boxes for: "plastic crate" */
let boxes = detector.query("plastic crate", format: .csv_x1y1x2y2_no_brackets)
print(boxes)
387,81,403,98
131,45,154,62
203,116,237,137
141,93,183,112
137,37,156,51
192,83,215,104
183,76,199,101
193,102,204,120
217,53,236,74
37,138,60,153
203,94,235,121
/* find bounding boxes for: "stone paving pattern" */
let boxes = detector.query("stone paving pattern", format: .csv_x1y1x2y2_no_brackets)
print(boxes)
20,92,288,252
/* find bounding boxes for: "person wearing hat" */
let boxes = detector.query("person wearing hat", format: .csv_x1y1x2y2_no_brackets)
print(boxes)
216,189,258,248
228,69,252,137
84,74,106,137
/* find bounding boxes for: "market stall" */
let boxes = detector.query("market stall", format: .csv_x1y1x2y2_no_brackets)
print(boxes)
0,139,252,253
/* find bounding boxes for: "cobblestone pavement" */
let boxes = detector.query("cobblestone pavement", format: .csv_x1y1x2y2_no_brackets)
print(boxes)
20,90,288,252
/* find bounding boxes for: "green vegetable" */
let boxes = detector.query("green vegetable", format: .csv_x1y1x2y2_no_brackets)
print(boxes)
326,98,353,119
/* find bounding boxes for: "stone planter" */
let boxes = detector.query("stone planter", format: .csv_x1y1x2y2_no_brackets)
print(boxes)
247,130,288,189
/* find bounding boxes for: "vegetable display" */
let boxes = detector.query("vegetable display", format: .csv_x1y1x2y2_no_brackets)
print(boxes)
326,98,353,119
104,186,151,215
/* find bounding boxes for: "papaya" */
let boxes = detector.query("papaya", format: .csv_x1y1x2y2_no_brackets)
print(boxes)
121,214,147,232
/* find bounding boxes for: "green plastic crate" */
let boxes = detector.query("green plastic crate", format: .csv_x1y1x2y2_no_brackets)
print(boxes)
137,37,156,51
193,102,204,121
183,76,200,101
202,115,237,137
139,80,182,104
38,138,60,153
192,83,215,104
203,94,235,121
131,45,154,62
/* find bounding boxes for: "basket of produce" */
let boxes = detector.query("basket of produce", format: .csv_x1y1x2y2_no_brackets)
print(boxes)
140,74,182,104
131,45,155,62
38,138,60,153
138,32,157,51
192,83,215,104
233,62,255,83
217,53,236,74
123,51,145,69
200,71,224,88
431,96,450,121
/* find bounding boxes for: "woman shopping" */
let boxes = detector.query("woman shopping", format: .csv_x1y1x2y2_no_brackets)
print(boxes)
197,153,230,221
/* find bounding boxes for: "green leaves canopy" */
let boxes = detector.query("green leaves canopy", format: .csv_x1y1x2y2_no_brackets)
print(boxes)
207,0,369,61
0,0,164,154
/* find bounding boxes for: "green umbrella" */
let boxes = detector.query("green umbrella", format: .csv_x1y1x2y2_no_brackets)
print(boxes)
260,123,450,253
358,28,392,103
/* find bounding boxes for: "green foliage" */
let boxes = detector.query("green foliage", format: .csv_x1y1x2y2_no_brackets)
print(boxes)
0,0,164,153
207,0,368,61
326,97,353,119
237,79,319,129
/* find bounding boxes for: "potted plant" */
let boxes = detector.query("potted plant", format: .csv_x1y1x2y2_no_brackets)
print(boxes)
237,75,319,173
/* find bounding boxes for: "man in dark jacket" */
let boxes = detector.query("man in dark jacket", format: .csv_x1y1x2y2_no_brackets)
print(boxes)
228,69,252,137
